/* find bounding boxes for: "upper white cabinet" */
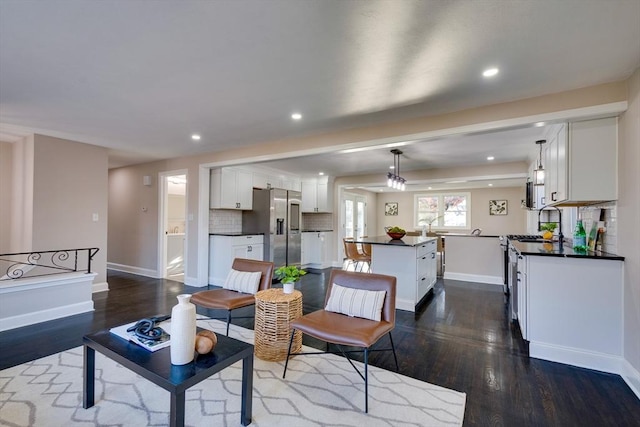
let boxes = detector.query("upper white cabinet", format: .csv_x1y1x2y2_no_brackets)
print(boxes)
251,167,301,192
210,167,253,210
544,117,617,206
301,176,333,213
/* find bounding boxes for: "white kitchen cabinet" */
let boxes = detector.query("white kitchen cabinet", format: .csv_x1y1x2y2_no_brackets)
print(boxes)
301,231,333,268
524,255,623,373
370,237,437,312
301,176,333,212
544,118,617,206
516,254,528,340
210,167,253,210
209,235,264,285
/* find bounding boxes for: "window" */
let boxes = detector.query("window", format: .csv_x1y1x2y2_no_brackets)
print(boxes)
414,192,471,230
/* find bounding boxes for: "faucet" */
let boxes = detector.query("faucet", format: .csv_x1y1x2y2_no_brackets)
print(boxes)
538,206,563,245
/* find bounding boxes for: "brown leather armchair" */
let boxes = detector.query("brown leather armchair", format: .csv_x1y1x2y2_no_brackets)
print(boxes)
191,258,274,336
282,269,398,413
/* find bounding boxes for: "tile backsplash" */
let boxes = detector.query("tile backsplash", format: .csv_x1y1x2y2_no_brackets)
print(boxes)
302,213,333,231
578,202,617,254
209,209,242,233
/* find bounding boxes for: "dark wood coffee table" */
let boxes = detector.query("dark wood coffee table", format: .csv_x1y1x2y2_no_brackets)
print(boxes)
83,328,253,426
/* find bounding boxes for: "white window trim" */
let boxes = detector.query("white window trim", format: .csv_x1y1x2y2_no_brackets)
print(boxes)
414,192,472,230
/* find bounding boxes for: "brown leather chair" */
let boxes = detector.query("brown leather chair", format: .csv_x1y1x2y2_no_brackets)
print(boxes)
343,238,371,272
282,269,398,413
191,258,274,336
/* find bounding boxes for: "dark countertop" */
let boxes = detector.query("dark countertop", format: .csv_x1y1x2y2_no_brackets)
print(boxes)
510,240,624,261
302,230,334,232
353,235,437,247
209,232,265,236
440,233,500,238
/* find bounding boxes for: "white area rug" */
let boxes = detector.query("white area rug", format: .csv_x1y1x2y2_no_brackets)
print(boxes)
0,319,466,426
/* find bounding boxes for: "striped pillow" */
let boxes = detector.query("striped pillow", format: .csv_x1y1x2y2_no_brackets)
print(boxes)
222,269,262,294
324,283,386,321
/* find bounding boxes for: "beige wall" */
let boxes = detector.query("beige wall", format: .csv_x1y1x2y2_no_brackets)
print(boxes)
107,80,629,285
30,135,108,284
0,141,12,253
373,186,526,236
619,68,640,387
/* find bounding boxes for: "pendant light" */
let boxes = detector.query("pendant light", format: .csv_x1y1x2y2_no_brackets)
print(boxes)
534,139,546,186
386,149,406,191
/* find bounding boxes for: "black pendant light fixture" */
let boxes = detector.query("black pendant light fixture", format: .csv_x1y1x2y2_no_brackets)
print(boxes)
386,149,406,191
534,139,546,186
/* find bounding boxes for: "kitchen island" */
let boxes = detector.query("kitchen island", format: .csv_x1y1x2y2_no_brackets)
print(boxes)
509,239,624,375
353,236,437,312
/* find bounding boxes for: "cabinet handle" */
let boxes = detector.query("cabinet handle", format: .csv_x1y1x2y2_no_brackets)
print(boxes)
421,277,426,281
248,245,252,252
551,191,557,201
422,256,426,260
541,196,545,205
431,253,436,259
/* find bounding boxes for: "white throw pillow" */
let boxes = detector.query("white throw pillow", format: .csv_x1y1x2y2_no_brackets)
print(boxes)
325,283,386,322
222,269,262,294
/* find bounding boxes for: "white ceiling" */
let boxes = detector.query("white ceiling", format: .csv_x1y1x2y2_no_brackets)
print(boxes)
1,0,639,187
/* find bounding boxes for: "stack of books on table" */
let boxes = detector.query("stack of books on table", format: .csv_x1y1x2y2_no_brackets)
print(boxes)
109,319,171,352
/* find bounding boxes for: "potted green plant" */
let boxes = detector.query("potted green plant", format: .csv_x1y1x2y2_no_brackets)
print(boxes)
274,265,307,294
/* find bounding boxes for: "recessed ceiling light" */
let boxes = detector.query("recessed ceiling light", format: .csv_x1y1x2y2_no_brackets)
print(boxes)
191,134,201,141
318,172,324,176
487,156,495,161
488,183,493,187
389,165,395,170
291,113,302,120
534,122,545,127
483,68,499,77
428,186,432,190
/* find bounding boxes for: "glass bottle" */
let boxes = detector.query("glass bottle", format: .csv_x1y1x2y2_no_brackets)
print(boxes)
573,219,587,252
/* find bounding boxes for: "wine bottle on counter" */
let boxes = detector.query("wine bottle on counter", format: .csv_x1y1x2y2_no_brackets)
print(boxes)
573,219,587,252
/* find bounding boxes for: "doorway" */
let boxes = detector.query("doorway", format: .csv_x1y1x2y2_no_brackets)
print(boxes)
159,171,187,281
343,192,367,239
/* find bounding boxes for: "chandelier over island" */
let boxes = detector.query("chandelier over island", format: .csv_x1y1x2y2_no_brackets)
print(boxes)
387,149,406,191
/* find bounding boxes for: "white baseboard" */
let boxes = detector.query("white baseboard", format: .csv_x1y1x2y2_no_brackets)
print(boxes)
443,272,503,285
529,341,624,375
184,275,205,287
0,301,94,332
621,359,640,400
107,262,159,278
396,298,415,312
92,281,109,293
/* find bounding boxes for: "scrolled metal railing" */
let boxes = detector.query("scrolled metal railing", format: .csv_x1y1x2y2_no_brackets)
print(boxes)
0,248,99,281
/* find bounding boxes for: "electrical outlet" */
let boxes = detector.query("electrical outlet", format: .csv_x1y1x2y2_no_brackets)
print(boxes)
92,213,99,222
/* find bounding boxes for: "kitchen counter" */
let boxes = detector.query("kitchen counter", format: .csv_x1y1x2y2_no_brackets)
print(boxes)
509,240,624,261
302,229,333,232
353,235,436,246
209,232,265,236
351,236,438,312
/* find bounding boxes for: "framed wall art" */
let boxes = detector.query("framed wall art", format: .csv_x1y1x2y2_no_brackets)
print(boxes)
385,202,398,216
489,200,508,215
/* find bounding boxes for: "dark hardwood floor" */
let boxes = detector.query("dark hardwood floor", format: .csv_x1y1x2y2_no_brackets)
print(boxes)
2,268,639,426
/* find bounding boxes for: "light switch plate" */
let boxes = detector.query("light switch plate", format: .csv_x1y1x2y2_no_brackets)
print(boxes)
92,213,99,222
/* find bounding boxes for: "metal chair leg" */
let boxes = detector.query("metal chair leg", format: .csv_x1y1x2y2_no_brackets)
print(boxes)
225,311,231,336
364,348,369,413
282,329,296,379
389,332,399,371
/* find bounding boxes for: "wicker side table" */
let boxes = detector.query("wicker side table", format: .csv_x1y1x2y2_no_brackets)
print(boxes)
254,288,302,361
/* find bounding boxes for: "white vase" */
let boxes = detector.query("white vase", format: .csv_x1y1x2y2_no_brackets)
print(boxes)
283,282,295,294
170,294,196,365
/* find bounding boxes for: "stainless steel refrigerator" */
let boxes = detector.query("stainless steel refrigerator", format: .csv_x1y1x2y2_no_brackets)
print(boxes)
242,188,301,268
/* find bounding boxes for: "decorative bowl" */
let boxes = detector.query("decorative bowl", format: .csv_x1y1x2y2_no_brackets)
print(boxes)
385,227,406,240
